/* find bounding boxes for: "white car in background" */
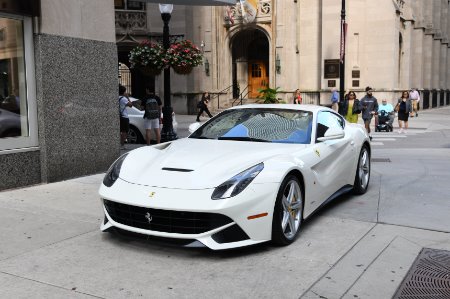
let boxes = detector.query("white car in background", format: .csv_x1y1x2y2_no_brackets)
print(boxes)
126,97,177,144
100,104,371,250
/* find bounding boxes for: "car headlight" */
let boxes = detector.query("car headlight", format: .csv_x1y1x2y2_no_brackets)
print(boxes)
211,163,264,200
103,153,129,187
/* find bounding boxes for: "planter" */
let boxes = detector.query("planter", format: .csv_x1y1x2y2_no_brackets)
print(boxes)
140,66,162,76
172,65,193,75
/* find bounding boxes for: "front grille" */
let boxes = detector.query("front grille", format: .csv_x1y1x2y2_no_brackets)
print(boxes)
104,199,233,234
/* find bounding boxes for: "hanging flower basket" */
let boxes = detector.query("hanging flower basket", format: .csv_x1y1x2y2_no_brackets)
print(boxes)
165,40,203,75
139,66,163,76
172,64,193,75
129,41,166,76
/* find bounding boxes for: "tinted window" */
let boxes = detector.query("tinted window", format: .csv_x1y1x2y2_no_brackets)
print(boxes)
316,111,344,140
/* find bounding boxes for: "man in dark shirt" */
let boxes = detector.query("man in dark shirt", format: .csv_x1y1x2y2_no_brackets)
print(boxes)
359,86,378,140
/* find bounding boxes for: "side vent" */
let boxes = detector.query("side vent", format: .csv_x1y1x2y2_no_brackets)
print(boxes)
153,143,172,150
162,168,194,172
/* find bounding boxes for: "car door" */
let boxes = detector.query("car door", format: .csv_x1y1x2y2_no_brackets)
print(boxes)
309,111,355,209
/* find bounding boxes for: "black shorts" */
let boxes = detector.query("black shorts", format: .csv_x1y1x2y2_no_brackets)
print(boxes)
120,117,129,132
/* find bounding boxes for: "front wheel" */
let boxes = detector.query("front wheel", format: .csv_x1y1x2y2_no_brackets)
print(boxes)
272,175,304,246
352,145,371,194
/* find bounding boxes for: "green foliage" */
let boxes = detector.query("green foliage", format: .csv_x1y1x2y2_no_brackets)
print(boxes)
257,86,281,103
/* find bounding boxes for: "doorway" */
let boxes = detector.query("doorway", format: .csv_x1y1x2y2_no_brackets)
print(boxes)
232,29,269,99
248,61,268,98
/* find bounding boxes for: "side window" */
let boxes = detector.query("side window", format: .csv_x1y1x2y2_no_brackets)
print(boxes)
316,111,345,140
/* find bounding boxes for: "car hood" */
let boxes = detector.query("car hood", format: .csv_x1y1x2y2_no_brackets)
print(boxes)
119,138,307,189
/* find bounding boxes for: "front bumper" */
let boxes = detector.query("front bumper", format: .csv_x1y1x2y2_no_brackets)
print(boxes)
99,178,280,250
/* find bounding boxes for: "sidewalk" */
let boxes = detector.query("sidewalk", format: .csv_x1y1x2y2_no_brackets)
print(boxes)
0,106,449,298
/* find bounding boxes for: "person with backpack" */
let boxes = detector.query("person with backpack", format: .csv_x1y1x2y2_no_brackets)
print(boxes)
142,87,162,145
119,85,132,149
196,91,213,122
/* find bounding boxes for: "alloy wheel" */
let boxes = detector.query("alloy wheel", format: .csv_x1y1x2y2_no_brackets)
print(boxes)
281,179,303,240
358,148,370,189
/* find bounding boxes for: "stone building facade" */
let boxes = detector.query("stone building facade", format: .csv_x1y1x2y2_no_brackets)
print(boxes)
0,0,118,190
118,0,450,112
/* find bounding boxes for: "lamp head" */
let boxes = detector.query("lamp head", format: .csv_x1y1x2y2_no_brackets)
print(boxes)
159,4,173,14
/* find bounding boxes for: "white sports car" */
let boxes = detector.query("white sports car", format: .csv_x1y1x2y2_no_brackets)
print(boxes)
100,104,371,250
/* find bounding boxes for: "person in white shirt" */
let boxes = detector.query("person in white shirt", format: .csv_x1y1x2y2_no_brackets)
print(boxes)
409,88,420,117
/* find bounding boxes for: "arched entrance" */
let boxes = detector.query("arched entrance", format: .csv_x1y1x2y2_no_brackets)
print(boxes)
231,28,269,99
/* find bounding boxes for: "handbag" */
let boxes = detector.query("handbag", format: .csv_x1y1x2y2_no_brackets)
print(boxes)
394,103,400,112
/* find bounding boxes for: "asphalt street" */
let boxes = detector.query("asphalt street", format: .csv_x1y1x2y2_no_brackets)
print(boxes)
1,107,450,299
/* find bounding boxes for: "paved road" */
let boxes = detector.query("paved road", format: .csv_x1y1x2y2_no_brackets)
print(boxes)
1,107,449,299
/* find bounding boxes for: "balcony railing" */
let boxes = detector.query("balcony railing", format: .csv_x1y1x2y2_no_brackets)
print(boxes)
115,10,147,34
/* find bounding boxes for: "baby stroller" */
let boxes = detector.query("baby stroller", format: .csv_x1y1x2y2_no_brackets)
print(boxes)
375,110,394,132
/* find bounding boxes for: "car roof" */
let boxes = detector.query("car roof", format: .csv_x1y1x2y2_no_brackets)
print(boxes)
228,104,332,113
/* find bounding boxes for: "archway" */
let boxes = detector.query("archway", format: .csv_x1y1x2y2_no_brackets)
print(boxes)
231,28,269,99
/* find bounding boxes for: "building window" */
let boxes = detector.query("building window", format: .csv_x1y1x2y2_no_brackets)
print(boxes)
115,0,145,10
0,14,37,151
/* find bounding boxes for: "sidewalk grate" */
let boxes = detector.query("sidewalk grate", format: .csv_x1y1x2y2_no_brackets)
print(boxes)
372,158,391,163
393,248,450,299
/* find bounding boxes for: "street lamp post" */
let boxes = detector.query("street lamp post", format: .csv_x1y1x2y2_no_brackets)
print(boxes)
159,4,177,142
339,0,346,105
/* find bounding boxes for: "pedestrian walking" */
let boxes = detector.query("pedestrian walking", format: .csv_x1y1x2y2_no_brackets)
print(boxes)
293,89,302,104
340,91,360,123
359,86,378,139
196,91,213,122
330,88,339,112
119,85,132,149
142,87,162,145
395,90,413,134
409,88,420,117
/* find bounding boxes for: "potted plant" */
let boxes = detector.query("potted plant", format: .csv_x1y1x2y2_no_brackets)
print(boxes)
129,41,166,76
257,86,283,103
165,40,203,75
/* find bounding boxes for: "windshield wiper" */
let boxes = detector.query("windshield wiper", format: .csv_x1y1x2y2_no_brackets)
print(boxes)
218,136,270,142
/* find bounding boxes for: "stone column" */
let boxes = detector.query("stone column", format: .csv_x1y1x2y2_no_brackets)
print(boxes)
411,29,424,89
401,21,413,89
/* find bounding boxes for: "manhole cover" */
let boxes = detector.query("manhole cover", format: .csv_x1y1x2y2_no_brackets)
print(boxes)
393,248,450,299
372,158,391,163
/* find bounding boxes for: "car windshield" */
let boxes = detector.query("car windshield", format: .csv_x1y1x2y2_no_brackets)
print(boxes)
189,108,313,144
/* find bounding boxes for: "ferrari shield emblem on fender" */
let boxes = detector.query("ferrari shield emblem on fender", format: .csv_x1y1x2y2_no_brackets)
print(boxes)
315,149,320,157
149,192,155,198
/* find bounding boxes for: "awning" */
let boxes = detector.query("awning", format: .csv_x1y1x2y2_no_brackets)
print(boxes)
134,0,236,6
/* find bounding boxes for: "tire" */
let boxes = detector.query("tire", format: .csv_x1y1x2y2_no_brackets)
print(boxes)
352,145,371,194
127,126,144,144
272,175,304,246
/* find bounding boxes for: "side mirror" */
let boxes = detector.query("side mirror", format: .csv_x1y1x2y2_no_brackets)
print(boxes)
317,127,345,142
188,122,201,133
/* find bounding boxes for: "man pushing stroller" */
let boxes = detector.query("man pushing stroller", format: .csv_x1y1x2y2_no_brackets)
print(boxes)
375,99,395,132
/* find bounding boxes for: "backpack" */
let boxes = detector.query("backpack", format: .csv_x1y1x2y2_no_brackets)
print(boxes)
352,99,362,114
144,97,160,119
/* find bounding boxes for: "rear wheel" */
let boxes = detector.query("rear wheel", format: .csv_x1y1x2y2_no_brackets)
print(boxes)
352,145,371,194
272,175,303,245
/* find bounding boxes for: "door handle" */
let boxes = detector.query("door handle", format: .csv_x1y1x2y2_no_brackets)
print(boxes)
351,141,355,146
